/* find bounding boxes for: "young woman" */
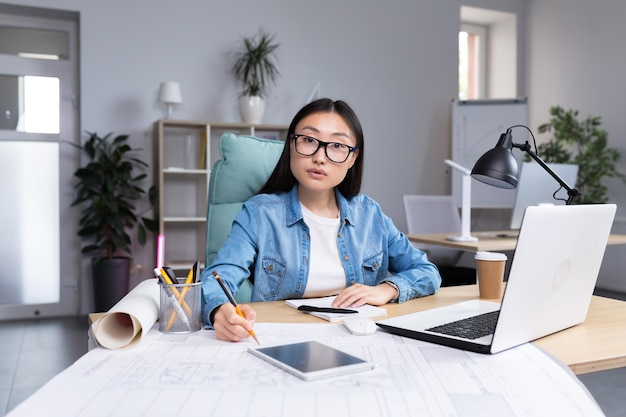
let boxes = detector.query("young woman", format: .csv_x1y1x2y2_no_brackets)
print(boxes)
201,98,441,342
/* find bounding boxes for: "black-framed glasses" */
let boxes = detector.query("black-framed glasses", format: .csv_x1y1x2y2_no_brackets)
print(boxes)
291,134,358,163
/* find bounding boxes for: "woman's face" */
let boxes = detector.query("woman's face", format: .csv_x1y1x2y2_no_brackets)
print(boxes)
290,111,358,194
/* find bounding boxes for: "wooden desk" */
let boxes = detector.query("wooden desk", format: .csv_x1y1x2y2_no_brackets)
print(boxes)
251,285,626,375
408,231,626,252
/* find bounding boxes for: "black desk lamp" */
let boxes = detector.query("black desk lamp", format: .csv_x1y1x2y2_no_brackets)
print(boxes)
470,125,581,205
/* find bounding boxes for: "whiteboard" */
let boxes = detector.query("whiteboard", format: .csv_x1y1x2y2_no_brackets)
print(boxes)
451,99,528,208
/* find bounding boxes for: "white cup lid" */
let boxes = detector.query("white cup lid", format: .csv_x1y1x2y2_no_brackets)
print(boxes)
475,251,507,261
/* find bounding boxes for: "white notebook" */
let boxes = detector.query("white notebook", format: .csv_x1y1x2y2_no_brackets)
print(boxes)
285,296,387,322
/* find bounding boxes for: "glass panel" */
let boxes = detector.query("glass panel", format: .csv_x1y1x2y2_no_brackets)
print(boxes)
459,31,469,100
459,30,481,100
0,26,69,60
0,141,60,305
0,74,59,133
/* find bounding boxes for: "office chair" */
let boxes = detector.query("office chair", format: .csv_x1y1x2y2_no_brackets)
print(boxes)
205,133,284,302
402,195,476,286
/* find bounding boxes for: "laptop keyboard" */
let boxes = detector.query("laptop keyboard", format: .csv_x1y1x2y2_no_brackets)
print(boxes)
426,310,499,340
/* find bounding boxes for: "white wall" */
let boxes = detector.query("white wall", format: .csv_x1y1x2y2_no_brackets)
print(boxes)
526,0,626,292
6,0,528,309
11,0,625,298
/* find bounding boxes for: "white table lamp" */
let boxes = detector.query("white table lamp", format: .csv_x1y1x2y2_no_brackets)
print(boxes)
158,81,182,118
444,159,478,241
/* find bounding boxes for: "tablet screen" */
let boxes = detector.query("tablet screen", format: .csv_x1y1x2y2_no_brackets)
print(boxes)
248,341,375,381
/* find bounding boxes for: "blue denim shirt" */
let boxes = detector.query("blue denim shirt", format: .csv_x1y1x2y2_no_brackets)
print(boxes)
201,186,441,325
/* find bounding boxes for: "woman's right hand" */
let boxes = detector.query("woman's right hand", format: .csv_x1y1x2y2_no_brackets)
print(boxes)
212,303,257,342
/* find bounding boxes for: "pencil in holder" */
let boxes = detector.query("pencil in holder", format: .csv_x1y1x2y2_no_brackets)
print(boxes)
158,279,202,334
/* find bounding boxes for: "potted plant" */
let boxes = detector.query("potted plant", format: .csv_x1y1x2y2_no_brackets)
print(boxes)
534,106,625,204
230,28,280,124
70,132,157,311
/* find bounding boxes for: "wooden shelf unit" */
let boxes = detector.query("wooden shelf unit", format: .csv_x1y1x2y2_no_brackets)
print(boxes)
153,119,288,273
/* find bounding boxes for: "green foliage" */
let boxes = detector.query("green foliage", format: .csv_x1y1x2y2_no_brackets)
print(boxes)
231,29,280,98
70,132,158,260
535,106,625,204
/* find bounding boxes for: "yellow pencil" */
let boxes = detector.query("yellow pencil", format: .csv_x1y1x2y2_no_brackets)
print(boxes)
160,267,192,315
154,268,191,331
213,271,259,345
166,263,197,331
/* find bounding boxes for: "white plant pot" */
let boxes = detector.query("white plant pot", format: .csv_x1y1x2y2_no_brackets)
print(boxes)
238,95,265,124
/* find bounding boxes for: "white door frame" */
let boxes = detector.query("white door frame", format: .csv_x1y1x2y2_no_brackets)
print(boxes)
0,8,80,320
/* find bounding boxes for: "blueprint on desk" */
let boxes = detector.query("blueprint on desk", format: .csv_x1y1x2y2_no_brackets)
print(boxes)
7,323,603,417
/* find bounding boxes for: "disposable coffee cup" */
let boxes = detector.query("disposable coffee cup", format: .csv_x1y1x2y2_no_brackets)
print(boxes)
474,251,507,299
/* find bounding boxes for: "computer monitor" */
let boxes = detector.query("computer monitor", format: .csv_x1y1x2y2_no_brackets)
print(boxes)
509,162,579,230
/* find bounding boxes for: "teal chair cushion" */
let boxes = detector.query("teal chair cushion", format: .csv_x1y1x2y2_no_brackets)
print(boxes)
205,133,284,302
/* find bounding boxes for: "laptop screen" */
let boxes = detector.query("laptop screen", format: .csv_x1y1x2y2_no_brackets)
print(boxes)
509,162,579,229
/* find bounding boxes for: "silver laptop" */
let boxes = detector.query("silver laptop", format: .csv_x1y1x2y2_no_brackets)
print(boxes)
378,204,616,354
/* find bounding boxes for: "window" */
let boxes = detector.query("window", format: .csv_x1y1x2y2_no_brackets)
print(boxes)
459,23,486,100
0,25,68,133
460,6,517,100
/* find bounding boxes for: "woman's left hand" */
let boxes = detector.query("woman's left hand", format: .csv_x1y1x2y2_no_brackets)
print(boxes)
332,283,397,308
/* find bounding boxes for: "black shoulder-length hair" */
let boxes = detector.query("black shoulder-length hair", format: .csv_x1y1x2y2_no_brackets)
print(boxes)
258,98,364,199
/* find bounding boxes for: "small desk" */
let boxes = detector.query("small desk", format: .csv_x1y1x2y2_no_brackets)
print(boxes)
408,231,626,252
251,285,626,375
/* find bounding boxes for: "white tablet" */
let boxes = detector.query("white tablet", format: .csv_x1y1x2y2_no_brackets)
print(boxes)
248,340,376,381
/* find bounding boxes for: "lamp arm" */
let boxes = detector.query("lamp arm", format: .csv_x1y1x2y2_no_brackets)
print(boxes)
444,159,471,175
512,141,581,205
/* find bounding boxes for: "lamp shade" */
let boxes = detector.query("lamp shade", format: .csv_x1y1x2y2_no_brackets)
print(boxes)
470,132,518,189
158,81,182,104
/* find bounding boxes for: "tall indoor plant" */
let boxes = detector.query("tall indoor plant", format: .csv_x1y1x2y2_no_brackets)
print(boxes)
535,106,625,204
71,132,157,311
230,28,280,124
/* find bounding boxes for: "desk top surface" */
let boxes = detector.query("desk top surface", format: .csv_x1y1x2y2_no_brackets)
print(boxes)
58,289,615,417
89,284,626,375
251,285,626,375
408,231,626,252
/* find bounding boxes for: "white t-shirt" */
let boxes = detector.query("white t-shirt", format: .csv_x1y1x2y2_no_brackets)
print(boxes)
301,203,346,298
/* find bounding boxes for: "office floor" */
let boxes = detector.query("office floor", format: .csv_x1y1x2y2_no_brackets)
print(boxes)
0,315,88,416
1,302,625,417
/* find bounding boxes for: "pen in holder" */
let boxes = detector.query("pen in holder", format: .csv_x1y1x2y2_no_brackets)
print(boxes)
158,278,202,334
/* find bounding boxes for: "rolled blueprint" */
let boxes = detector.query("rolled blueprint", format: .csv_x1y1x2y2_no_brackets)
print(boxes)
91,278,160,349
